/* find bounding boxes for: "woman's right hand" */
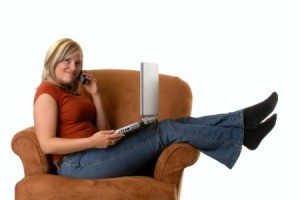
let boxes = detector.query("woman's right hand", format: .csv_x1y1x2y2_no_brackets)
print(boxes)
90,130,125,148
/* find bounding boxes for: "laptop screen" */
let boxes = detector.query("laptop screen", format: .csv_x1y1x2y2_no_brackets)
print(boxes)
140,62,159,117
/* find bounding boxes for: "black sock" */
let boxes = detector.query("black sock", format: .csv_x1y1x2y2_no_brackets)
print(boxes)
244,92,278,130
244,113,277,150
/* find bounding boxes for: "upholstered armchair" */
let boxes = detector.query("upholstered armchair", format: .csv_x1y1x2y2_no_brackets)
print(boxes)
12,69,200,200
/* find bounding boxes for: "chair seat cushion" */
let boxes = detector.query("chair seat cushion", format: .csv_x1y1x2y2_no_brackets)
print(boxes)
16,174,177,200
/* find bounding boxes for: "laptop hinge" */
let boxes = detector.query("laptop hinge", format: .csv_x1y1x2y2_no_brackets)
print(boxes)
142,116,158,125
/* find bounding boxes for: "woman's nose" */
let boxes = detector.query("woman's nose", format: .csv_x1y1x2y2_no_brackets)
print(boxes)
69,61,77,70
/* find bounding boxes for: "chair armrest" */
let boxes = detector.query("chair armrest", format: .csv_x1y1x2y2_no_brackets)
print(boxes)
11,127,52,176
154,143,200,186
12,127,200,185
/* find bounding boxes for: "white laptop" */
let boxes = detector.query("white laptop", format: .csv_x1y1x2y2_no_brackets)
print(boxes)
114,62,159,135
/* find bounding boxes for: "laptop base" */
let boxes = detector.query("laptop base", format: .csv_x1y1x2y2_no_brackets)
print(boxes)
114,116,157,135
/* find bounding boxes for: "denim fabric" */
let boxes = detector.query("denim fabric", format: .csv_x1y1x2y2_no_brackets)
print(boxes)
58,110,244,179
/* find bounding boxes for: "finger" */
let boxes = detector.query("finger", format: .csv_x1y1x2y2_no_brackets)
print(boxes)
113,137,122,142
81,71,96,81
102,130,115,135
86,73,96,81
109,133,124,139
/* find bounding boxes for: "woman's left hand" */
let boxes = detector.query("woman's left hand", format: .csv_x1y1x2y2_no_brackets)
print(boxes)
81,70,99,95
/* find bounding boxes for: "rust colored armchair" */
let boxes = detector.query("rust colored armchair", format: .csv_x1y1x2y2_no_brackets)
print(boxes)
12,69,200,200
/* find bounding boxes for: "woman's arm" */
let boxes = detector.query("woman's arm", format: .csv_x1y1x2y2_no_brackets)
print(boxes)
34,94,123,155
82,71,110,131
91,92,110,131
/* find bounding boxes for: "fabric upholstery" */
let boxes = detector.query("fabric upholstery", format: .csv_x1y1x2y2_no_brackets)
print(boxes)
12,69,200,200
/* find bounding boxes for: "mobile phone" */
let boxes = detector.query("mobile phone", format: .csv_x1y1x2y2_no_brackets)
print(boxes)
79,73,87,84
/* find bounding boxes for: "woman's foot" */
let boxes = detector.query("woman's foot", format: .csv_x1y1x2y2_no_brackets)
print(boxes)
244,92,278,130
244,113,277,150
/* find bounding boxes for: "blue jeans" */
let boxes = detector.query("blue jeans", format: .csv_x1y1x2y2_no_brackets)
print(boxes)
57,110,244,179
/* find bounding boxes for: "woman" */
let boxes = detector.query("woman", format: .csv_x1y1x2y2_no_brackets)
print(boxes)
34,38,278,179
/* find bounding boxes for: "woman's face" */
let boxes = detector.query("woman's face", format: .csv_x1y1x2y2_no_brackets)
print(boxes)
54,52,82,85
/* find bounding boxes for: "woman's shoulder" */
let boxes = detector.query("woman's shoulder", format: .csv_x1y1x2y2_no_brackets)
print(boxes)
34,81,62,103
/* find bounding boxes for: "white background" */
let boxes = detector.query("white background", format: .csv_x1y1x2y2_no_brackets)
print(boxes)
1,0,299,199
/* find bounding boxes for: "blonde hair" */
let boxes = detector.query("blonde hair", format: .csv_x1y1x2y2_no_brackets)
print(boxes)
42,38,83,94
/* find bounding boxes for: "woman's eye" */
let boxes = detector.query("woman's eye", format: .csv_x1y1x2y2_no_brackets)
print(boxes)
64,58,70,63
75,61,81,67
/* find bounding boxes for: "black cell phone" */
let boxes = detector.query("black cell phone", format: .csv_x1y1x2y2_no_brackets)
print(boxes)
79,73,87,84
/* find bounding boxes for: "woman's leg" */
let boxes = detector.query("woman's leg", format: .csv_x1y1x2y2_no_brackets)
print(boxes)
175,91,278,151
58,124,165,179
58,111,244,179
58,92,278,179
159,111,244,169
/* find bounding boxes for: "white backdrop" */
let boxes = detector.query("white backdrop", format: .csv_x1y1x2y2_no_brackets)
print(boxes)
1,0,299,199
